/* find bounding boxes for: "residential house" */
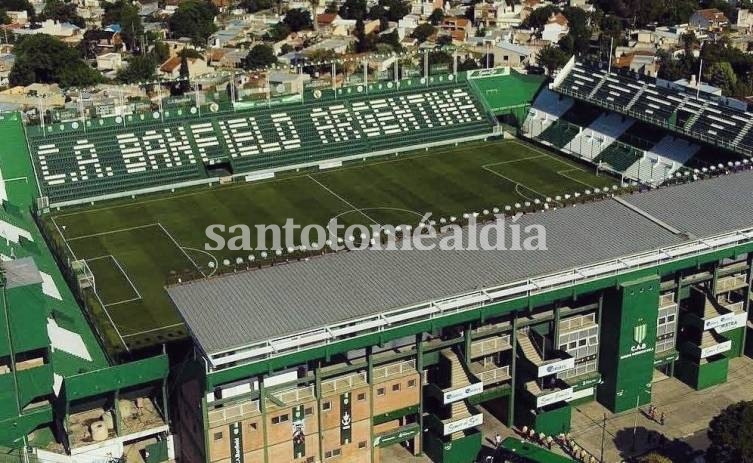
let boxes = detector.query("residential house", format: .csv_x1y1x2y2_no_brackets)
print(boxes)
542,12,569,43
0,54,15,87
5,10,28,25
96,52,124,72
737,9,753,33
690,8,729,31
159,56,210,79
613,51,659,77
440,17,474,42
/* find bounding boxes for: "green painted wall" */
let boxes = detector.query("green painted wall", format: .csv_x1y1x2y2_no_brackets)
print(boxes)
597,276,659,413
675,356,729,390
423,430,481,463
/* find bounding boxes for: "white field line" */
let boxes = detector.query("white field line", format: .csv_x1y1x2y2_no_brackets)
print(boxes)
307,175,379,225
157,223,206,278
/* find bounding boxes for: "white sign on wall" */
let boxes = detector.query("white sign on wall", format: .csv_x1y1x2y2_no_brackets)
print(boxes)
443,413,484,436
700,340,732,359
536,387,574,408
443,382,484,404
707,312,747,334
537,357,575,378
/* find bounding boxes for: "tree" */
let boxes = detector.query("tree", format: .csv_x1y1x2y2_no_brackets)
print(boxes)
707,401,753,463
116,53,157,83
172,54,190,95
152,40,170,63
378,0,409,22
522,5,558,29
376,29,401,52
537,44,568,75
168,0,218,45
40,0,85,27
0,9,10,24
282,8,312,32
458,56,479,71
244,44,277,70
9,34,102,87
239,0,273,13
428,8,444,25
411,23,435,43
267,22,291,41
102,0,143,51
338,0,366,20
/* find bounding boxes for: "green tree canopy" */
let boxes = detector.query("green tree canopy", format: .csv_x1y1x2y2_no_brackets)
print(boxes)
40,0,85,27
282,8,312,32
707,401,753,463
378,0,409,22
168,0,218,45
428,8,444,25
338,0,366,20
244,43,277,70
537,44,569,75
240,0,273,13
116,53,157,83
522,5,558,29
411,23,435,43
9,34,102,87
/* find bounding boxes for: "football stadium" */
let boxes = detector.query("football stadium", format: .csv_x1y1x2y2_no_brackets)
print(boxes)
0,59,752,463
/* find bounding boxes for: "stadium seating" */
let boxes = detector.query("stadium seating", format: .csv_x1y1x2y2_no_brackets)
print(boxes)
554,61,753,156
623,136,698,185
563,113,635,160
26,77,495,204
523,88,574,138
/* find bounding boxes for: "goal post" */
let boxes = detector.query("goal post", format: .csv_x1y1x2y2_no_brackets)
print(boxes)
71,259,96,292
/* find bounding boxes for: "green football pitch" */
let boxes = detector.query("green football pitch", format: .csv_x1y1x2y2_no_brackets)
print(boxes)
44,138,617,352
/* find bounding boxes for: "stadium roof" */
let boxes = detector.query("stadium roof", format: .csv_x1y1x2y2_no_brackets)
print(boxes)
169,170,753,358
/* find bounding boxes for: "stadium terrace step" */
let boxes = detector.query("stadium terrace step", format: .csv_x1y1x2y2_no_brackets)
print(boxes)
27,78,496,205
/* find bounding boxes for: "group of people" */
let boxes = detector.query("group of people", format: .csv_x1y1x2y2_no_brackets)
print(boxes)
647,404,666,425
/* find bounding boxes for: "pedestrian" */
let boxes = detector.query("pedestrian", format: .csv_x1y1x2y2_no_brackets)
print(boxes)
495,432,502,449
660,412,665,425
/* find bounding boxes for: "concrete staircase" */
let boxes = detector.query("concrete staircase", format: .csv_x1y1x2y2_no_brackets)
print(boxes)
733,118,753,146
517,330,544,368
684,103,707,131
441,349,475,440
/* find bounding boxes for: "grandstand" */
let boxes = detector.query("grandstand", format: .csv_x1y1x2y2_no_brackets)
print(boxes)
3,62,753,463
26,70,545,207
552,58,753,157
523,71,728,186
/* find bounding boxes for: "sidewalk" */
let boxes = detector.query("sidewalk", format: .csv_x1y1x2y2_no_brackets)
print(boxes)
568,356,753,462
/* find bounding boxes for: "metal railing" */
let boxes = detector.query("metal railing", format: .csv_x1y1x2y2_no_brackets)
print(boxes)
208,226,753,371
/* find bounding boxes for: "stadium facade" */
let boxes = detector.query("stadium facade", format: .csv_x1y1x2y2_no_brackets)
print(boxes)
0,64,751,463
167,171,753,463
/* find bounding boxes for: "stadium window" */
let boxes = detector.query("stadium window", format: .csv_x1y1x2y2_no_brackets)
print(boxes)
358,441,367,449
357,393,366,401
377,387,385,396
333,449,342,456
325,451,332,459
578,339,587,347
213,432,223,441
272,414,289,424
667,314,675,322
322,401,332,411
249,422,258,431
392,383,401,392
304,407,314,416
306,458,315,463
407,379,416,388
